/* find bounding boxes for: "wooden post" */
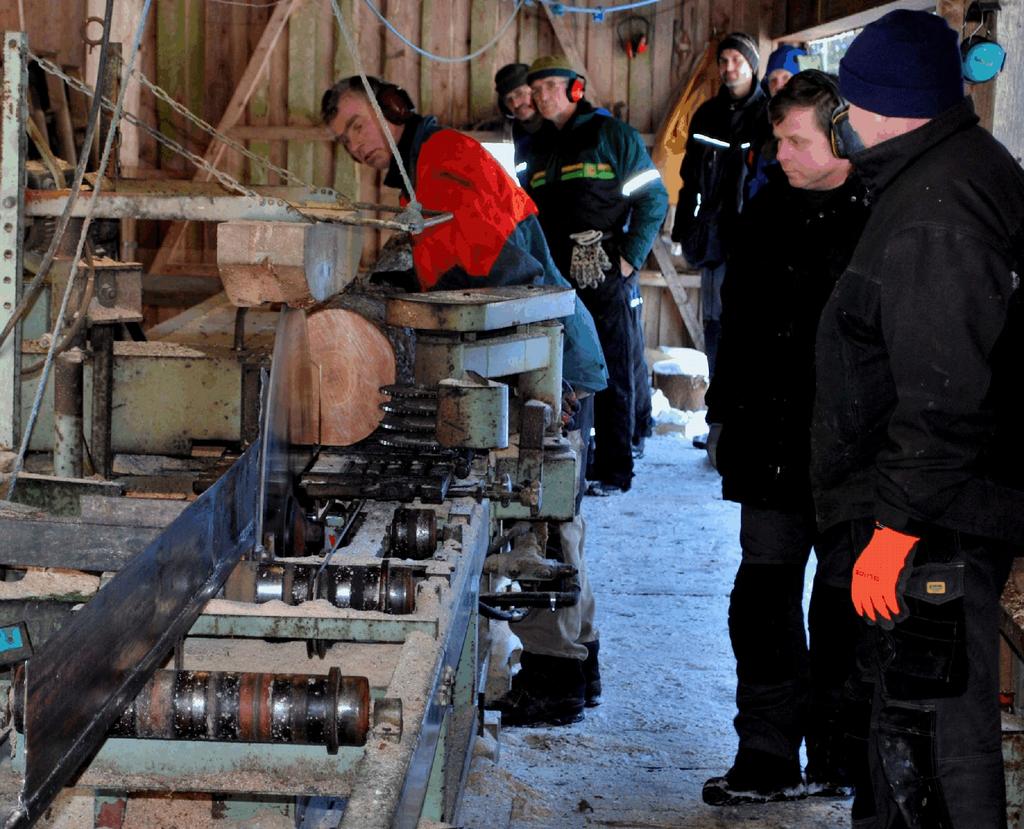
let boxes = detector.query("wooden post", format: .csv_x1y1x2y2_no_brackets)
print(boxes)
992,0,1024,163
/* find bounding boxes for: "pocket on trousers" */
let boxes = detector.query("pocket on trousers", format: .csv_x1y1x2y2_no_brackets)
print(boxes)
880,560,967,700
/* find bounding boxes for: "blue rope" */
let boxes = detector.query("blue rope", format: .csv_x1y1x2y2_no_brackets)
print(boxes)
545,0,667,22
362,0,524,64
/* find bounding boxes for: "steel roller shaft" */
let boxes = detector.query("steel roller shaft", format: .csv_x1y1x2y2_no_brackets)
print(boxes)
15,668,372,753
225,560,417,614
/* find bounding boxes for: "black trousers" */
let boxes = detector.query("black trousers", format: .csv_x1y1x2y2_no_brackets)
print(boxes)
730,505,860,780
853,528,1014,829
581,273,637,490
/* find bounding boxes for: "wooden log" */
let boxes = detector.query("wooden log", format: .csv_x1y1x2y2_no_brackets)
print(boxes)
653,362,707,411
216,221,361,307
305,307,395,446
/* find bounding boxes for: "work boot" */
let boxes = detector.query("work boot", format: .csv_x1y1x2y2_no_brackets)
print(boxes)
582,640,601,707
702,750,806,806
487,652,585,728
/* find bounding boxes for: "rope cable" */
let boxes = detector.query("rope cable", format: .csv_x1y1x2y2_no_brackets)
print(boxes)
7,0,154,501
362,0,524,64
329,0,420,215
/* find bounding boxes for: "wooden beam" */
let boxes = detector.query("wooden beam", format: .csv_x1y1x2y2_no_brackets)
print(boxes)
992,0,1024,163
539,3,610,109
0,515,158,570
651,239,703,351
149,0,304,275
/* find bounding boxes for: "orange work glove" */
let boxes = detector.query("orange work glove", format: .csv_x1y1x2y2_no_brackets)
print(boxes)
851,525,919,629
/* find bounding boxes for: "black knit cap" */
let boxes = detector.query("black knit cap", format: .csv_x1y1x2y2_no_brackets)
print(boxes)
495,63,530,99
718,32,759,74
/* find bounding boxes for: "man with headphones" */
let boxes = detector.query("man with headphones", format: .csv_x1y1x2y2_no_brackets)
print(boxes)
701,70,869,807
322,75,611,729
811,11,1024,828
524,55,668,496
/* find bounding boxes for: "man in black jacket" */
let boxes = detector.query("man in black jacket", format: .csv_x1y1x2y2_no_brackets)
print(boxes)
671,32,767,376
812,11,1024,828
495,63,542,187
702,71,869,806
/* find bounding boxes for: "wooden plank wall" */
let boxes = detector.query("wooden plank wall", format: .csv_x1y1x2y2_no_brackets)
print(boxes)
10,0,773,336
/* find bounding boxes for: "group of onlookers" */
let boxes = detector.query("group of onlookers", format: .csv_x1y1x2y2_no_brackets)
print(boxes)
322,11,1024,825
683,12,1024,829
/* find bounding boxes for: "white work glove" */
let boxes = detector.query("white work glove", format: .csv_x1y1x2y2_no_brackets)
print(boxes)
568,229,612,289
706,423,722,471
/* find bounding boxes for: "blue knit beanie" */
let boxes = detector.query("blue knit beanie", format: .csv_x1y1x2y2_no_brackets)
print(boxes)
839,10,963,118
766,44,806,76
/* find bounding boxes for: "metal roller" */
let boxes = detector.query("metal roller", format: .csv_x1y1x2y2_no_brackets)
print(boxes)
225,560,417,614
13,668,374,754
388,508,438,560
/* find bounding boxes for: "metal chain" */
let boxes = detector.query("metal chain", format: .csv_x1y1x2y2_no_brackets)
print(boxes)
28,54,450,233
8,0,154,501
30,52,260,199
129,65,353,207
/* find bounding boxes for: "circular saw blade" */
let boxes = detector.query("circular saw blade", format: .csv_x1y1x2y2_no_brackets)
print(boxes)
257,307,318,557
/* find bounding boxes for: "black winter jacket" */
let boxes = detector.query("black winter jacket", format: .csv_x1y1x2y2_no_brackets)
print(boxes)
706,173,868,509
671,84,769,269
811,99,1024,543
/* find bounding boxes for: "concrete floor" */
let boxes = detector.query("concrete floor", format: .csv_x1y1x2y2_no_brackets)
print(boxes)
459,432,852,829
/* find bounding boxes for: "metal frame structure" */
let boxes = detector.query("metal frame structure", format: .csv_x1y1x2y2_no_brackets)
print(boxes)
1,32,28,450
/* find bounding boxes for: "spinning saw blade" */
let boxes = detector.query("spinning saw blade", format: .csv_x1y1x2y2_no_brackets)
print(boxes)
6,309,314,828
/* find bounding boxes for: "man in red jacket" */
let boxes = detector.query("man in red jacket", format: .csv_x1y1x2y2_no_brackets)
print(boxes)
322,76,607,726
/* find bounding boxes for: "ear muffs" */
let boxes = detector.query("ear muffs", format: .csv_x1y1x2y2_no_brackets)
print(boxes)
376,83,416,124
618,15,650,60
829,104,862,159
961,35,1006,84
567,75,586,103
961,2,1006,84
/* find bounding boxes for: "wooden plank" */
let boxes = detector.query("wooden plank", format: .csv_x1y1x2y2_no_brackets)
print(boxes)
358,0,385,261
993,0,1024,163
627,25,653,132
43,71,77,166
247,1,274,186
652,239,703,350
640,284,662,349
79,495,189,528
333,0,359,199
584,9,613,115
269,5,291,186
314,0,336,185
0,516,158,571
517,1,539,63
657,283,685,348
540,2,610,109
469,0,500,124
149,0,303,274
649,3,675,132
451,0,473,127
287,0,319,184
638,270,700,289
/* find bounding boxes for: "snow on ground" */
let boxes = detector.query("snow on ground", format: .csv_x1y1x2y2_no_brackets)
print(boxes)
459,431,849,829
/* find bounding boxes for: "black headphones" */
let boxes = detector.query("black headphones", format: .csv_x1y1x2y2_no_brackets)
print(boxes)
324,76,416,126
961,1,1006,84
811,72,863,160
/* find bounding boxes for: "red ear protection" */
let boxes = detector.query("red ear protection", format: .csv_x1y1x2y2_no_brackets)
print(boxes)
568,75,585,102
618,16,650,60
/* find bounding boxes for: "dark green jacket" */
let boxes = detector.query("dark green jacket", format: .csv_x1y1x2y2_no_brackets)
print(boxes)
525,101,669,283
